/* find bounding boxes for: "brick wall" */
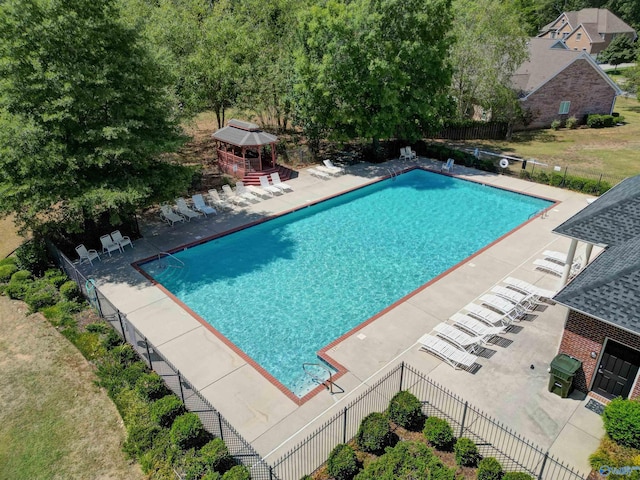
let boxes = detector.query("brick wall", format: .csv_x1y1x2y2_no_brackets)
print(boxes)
520,58,616,129
559,310,640,398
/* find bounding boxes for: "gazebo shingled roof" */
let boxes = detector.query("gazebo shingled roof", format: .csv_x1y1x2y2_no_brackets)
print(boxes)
212,119,278,147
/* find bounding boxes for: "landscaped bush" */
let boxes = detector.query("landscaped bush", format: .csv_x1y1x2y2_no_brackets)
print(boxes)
43,268,68,288
15,237,50,276
589,434,640,478
477,457,504,480
170,412,207,450
387,390,424,429
24,281,59,312
10,270,32,283
123,418,162,458
587,114,616,128
603,398,640,449
565,116,578,129
503,472,533,479
354,441,456,479
327,443,359,480
454,437,480,467
135,372,169,401
151,395,186,428
221,465,250,480
0,256,17,266
0,264,18,283
423,417,454,450
60,280,82,302
356,412,391,454
4,279,31,300
200,438,232,473
550,119,562,130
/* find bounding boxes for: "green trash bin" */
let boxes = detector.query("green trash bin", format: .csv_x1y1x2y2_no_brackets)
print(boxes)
548,354,582,398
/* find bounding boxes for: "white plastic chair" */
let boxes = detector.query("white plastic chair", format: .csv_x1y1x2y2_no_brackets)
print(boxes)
417,334,477,370
160,204,185,226
442,158,455,173
100,234,122,256
111,230,133,250
75,244,101,266
323,159,345,174
192,194,217,217
208,189,232,211
259,176,281,195
270,172,293,192
175,197,202,221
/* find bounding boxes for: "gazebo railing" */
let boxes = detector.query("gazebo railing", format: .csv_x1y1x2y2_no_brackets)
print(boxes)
217,150,264,177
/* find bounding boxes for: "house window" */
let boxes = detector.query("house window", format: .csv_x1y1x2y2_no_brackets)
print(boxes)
551,31,557,39
559,101,571,115
563,32,569,39
576,32,582,41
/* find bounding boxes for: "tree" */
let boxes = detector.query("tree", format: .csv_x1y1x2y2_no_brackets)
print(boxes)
598,34,637,71
294,0,453,150
449,0,530,121
0,0,192,236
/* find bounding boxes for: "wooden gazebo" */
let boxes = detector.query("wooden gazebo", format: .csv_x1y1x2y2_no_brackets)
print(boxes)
212,119,278,179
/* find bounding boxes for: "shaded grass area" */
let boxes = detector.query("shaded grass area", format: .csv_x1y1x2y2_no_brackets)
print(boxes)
448,96,640,178
0,297,142,480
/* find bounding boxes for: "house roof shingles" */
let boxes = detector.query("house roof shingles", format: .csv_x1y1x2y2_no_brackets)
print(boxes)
540,8,636,37
553,176,640,334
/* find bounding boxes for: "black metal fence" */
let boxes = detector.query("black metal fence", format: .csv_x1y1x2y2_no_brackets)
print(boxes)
436,122,509,140
50,245,276,480
271,363,587,480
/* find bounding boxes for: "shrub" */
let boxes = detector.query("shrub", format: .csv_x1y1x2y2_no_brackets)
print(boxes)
423,417,454,450
4,280,31,300
60,280,82,302
221,465,250,480
454,437,480,467
170,413,207,450
151,395,185,428
550,119,561,130
356,412,391,454
603,398,640,448
477,457,504,480
327,444,359,480
587,114,616,128
135,372,169,401
503,473,533,480
41,302,77,327
44,268,68,288
24,282,59,312
15,238,50,276
0,256,17,266
65,330,104,360
0,264,18,283
123,419,162,458
200,438,232,473
565,116,578,129
10,270,32,283
388,391,423,429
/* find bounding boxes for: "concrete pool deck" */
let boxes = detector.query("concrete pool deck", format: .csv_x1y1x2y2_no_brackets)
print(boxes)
82,158,604,476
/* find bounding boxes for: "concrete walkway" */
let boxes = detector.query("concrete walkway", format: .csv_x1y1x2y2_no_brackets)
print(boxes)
80,159,604,476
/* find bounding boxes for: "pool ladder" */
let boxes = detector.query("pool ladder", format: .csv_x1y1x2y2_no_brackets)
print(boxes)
303,362,335,394
528,208,548,220
387,167,398,180
157,251,185,269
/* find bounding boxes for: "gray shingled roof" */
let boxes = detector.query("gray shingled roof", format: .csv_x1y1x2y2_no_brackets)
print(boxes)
212,119,278,147
553,175,640,333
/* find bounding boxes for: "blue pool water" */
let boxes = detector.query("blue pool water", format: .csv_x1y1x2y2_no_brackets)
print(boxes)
141,169,551,396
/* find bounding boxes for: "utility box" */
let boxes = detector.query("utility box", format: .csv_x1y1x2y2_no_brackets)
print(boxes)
548,354,582,398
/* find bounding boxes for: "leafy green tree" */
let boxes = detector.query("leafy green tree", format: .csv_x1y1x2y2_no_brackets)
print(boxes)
598,34,637,71
294,0,453,150
449,0,530,122
0,0,192,235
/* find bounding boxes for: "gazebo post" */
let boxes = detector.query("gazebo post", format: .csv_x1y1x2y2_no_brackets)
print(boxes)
271,142,276,168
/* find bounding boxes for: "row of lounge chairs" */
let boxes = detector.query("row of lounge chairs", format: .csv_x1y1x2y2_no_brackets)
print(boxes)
308,160,345,179
418,276,556,370
75,230,133,266
534,249,582,278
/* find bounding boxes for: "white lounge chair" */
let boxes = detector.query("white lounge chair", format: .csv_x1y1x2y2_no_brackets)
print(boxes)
245,184,272,199
315,164,341,176
462,302,513,327
175,197,202,221
442,158,455,173
308,167,331,179
543,250,568,264
100,234,122,256
323,159,345,174
502,277,556,302
235,182,261,203
270,172,293,192
534,259,581,277
450,313,506,338
221,184,250,206
403,146,416,160
111,230,133,250
160,204,185,226
490,285,537,311
259,176,282,195
432,323,486,353
75,244,101,266
399,147,412,160
192,194,217,217
208,189,233,211
417,334,477,370
479,294,524,321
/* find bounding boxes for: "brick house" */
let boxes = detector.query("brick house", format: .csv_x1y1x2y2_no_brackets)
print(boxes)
511,38,621,129
552,175,640,400
538,8,637,56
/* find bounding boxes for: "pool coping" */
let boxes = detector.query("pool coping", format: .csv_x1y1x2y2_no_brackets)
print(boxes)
132,165,559,405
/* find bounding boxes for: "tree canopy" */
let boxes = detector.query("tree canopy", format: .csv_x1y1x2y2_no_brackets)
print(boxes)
598,35,637,69
0,0,192,235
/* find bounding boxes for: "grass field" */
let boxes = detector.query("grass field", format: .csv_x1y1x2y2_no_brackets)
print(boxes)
450,96,640,178
0,300,143,480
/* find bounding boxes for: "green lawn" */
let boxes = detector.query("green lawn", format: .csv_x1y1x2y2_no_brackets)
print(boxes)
450,96,640,179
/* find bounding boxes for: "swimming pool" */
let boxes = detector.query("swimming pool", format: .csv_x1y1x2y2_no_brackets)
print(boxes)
141,169,552,397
